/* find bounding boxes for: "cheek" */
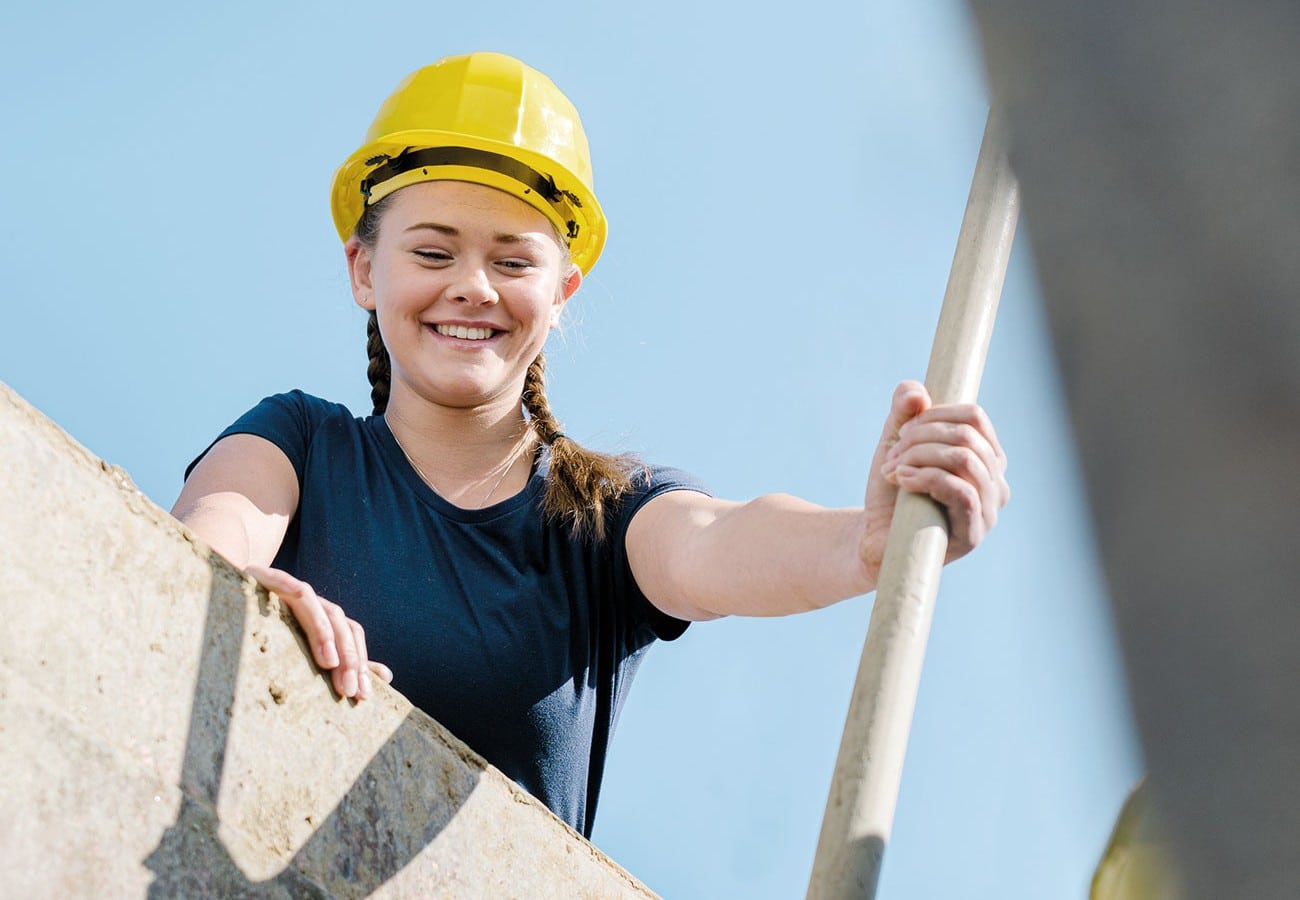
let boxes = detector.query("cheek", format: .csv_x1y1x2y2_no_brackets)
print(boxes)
373,269,428,313
509,281,564,324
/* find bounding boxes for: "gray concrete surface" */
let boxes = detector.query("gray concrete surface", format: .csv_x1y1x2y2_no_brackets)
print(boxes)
965,3,1300,897
0,381,656,899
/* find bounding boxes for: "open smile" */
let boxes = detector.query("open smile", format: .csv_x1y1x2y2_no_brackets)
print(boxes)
430,323,501,341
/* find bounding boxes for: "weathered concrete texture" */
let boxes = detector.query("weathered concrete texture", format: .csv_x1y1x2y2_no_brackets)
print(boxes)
0,381,656,899
964,3,1300,898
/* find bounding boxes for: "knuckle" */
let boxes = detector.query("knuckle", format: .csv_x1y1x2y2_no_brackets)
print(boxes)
292,601,325,628
939,403,967,423
951,481,979,516
946,446,981,478
950,422,981,450
349,621,368,652
986,507,999,531
308,611,334,636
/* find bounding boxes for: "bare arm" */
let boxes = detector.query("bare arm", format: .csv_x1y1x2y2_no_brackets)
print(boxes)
627,492,872,621
171,434,390,698
627,381,1010,621
170,433,299,569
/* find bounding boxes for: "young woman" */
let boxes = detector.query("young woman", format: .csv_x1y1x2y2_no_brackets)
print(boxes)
172,52,1009,838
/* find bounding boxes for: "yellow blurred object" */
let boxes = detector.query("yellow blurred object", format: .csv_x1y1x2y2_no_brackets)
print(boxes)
330,51,607,274
1091,779,1184,900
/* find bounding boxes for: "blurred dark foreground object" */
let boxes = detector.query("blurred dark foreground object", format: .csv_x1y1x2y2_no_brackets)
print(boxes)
964,2,1300,898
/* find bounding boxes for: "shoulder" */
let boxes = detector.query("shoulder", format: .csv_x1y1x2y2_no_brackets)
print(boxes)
225,390,364,439
628,463,711,507
605,463,712,548
242,390,359,426
186,390,365,481
606,460,711,538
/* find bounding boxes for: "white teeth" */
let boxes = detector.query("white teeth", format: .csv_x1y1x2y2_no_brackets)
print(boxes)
434,324,495,340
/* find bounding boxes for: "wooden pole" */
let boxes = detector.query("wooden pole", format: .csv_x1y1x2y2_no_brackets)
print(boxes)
806,110,1020,900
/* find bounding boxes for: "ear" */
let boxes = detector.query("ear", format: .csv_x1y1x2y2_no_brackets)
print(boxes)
345,237,376,311
551,266,581,327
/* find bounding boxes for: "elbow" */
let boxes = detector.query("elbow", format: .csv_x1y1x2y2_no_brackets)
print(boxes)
648,560,729,623
172,497,254,570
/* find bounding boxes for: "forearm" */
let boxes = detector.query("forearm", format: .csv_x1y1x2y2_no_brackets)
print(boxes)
655,493,874,619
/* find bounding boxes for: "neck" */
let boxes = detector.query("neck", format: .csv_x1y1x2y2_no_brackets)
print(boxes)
383,384,537,508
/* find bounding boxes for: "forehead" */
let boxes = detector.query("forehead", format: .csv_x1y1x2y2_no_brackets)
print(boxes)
381,180,559,240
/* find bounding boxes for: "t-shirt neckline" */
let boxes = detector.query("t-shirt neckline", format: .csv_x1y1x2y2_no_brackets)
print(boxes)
368,414,549,523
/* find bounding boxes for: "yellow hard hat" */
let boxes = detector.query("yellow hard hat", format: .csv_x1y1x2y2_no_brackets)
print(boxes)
1090,780,1184,900
330,52,607,274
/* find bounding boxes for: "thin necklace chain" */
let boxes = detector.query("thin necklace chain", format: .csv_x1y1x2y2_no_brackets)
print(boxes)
390,423,533,508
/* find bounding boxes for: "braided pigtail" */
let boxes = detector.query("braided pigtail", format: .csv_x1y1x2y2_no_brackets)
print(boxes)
356,198,393,416
523,352,643,541
366,310,392,415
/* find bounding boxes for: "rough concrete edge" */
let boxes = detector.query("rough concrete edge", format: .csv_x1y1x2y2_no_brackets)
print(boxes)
0,381,162,523
0,379,657,897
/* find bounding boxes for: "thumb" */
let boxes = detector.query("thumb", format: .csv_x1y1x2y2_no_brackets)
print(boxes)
866,380,931,502
876,380,931,454
861,380,933,577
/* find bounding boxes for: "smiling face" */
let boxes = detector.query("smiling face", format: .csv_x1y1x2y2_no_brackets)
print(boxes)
347,180,581,415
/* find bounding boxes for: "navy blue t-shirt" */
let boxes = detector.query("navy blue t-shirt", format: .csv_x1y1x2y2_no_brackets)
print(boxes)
192,391,708,837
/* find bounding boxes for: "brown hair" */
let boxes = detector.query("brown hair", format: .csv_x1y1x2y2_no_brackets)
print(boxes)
355,197,643,540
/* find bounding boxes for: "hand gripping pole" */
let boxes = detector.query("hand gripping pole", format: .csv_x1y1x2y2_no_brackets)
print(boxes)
806,110,1020,900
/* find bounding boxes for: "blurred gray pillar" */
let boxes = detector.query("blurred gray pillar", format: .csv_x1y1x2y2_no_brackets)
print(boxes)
963,2,1300,897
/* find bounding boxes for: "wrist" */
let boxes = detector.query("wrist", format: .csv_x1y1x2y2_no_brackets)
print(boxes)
850,506,883,597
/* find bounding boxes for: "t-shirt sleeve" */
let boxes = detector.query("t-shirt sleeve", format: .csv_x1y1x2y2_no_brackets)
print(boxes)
183,390,342,486
611,464,713,642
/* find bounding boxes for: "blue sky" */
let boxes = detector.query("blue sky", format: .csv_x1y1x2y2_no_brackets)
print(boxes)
2,2,1142,896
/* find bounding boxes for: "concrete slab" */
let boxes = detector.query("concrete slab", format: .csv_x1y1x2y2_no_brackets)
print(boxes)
0,381,656,899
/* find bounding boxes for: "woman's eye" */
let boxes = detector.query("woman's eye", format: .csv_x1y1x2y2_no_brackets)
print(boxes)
413,249,452,263
497,258,534,271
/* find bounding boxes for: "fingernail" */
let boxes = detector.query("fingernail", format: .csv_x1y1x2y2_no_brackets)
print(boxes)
321,640,339,668
881,459,897,477
361,670,373,699
343,670,359,698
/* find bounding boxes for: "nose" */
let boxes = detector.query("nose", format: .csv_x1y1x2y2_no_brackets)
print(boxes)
446,265,498,306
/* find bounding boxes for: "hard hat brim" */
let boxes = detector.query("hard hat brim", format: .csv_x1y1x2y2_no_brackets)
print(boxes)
331,130,606,274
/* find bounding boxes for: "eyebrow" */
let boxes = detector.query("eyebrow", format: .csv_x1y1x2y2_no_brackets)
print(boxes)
405,222,459,237
405,222,548,250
